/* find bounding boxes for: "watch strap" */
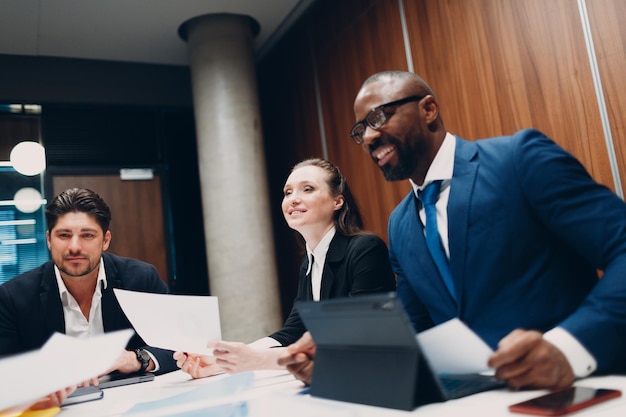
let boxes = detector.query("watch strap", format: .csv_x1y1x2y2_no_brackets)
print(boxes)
134,348,150,372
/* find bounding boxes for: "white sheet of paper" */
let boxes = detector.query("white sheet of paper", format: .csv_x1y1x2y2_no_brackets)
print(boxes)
113,289,221,353
416,318,493,374
0,329,133,411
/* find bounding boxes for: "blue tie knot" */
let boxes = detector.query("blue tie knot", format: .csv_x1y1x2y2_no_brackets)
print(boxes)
419,180,442,206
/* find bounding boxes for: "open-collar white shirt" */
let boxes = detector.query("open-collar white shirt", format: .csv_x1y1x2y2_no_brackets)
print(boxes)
55,256,161,371
305,226,336,302
55,257,106,339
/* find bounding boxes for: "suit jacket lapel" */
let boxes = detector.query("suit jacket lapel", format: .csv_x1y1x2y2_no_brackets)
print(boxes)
101,253,123,332
301,257,313,300
320,233,348,299
448,137,479,314
39,262,65,334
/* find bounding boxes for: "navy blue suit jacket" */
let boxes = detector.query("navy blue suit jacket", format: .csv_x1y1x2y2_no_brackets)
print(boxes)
389,129,626,374
270,232,396,346
0,252,178,374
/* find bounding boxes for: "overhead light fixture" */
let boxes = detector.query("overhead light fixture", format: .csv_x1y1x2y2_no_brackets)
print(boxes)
13,187,46,213
9,141,46,176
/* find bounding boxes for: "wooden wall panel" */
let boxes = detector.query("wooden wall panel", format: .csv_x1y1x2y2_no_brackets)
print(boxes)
51,175,169,284
256,0,626,318
312,0,413,241
586,0,626,196
404,0,615,190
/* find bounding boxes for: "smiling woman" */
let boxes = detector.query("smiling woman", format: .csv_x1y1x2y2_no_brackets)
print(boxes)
281,161,350,249
174,158,397,379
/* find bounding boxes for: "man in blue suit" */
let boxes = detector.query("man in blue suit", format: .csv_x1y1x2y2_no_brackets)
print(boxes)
351,70,626,390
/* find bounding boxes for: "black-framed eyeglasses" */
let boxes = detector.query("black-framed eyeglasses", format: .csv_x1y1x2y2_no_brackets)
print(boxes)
349,95,425,144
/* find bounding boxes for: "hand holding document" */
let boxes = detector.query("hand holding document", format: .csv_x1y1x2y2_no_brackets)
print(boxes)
0,329,133,413
416,318,494,374
113,289,221,353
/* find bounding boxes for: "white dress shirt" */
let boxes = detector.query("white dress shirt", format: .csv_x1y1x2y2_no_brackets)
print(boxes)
305,227,336,302
56,257,106,339
55,256,160,371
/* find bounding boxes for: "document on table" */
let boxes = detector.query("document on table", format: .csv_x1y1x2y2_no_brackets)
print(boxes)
416,318,494,374
0,329,133,413
122,372,353,417
123,372,254,417
113,289,221,354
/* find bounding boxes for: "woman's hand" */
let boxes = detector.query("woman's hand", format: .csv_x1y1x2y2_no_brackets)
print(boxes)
174,351,224,379
206,340,285,373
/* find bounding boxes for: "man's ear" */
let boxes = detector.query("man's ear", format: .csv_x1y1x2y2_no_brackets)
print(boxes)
102,230,112,251
422,95,439,125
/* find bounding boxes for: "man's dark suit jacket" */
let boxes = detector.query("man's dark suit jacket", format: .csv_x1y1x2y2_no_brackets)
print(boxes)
270,232,396,346
0,252,177,374
389,129,626,374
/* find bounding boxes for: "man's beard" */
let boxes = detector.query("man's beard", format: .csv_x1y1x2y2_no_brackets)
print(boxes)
377,139,417,182
60,259,99,278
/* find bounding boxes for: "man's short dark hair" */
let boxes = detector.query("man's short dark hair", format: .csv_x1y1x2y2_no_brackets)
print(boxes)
45,188,112,233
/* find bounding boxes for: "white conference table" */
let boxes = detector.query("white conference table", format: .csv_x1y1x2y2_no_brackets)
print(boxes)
59,371,626,417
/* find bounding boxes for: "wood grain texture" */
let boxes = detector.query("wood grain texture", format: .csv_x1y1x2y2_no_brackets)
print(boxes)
312,0,413,242
404,0,615,190
586,0,626,196
257,0,626,312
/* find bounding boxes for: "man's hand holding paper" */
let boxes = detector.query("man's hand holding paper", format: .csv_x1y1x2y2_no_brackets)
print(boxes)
416,318,494,375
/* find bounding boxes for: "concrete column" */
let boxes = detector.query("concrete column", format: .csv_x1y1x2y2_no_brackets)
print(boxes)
178,14,282,342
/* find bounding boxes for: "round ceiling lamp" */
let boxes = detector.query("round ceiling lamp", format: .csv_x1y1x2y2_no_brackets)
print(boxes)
13,187,45,213
10,141,46,176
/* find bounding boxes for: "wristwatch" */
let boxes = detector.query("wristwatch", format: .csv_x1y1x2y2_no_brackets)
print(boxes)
135,348,151,372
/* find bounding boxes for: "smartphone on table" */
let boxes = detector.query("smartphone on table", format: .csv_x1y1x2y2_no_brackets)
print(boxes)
509,386,621,416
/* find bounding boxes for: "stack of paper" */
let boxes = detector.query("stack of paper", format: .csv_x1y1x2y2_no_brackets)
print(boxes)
0,329,133,414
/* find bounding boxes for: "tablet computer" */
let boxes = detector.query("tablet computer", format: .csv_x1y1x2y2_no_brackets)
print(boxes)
296,293,503,410
62,386,103,406
97,371,155,389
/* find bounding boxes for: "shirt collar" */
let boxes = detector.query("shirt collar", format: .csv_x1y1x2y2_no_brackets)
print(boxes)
410,132,456,197
305,226,336,275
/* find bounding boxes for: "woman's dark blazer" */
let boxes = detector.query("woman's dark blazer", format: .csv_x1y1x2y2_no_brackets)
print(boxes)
269,232,396,346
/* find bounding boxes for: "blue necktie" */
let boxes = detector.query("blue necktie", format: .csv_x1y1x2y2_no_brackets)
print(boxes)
419,181,457,303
